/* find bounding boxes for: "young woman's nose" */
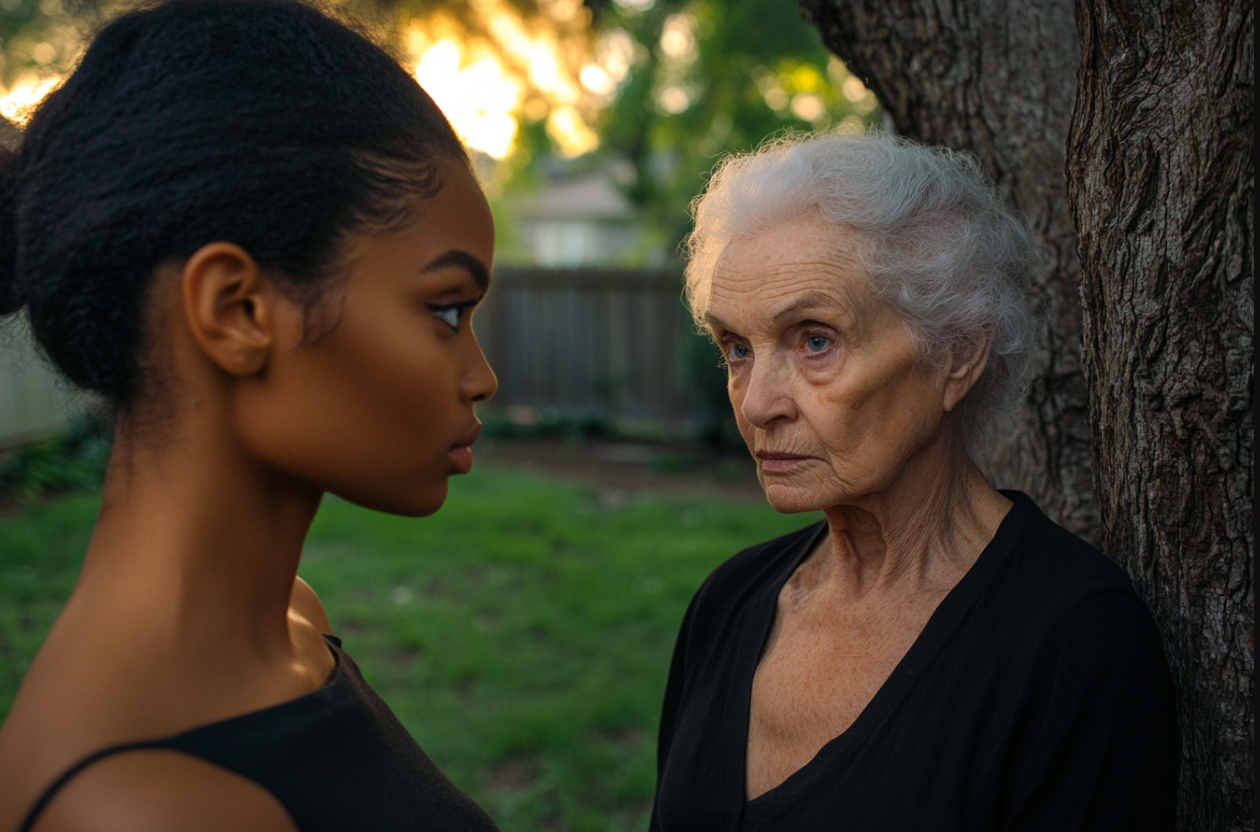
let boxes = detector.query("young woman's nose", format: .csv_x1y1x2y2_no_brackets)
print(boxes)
463,336,498,404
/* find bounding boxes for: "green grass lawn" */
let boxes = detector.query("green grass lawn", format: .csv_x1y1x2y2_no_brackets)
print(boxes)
0,463,819,831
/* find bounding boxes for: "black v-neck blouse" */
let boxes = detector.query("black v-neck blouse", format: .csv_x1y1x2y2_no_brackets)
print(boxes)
650,492,1177,832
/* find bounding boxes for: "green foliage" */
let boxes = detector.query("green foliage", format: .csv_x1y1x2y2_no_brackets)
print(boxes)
0,491,99,715
0,461,817,831
0,0,126,90
591,0,880,248
0,0,63,85
0,413,112,501
1,0,880,255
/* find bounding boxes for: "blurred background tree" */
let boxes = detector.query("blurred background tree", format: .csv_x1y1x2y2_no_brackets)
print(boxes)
0,0,880,251
571,0,877,249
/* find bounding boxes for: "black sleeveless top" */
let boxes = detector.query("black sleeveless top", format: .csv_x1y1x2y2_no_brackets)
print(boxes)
19,636,499,831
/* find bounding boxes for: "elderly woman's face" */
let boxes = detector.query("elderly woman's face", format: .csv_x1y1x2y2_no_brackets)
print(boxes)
707,216,955,514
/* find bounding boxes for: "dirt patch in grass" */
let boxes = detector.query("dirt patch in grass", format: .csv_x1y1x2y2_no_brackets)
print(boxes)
386,646,421,674
488,759,541,792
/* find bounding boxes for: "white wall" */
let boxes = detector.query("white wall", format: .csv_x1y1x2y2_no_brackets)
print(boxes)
0,315,89,449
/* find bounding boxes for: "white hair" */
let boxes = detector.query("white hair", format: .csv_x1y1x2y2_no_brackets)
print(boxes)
683,130,1035,443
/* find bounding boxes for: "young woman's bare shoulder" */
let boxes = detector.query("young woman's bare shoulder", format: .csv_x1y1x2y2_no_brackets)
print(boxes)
28,749,296,832
290,575,333,635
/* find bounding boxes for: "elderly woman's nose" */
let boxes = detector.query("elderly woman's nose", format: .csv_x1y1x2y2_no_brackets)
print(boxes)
739,360,798,427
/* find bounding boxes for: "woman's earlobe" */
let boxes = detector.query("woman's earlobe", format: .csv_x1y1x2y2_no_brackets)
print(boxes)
181,242,275,377
942,336,993,413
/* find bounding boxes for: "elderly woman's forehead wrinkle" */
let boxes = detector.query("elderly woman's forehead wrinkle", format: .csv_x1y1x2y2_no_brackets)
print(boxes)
709,233,872,338
715,239,862,278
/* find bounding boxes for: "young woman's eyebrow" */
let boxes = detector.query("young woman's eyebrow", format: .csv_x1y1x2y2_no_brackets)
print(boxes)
422,250,490,290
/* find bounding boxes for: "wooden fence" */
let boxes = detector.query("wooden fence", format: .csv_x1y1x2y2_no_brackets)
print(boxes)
0,268,716,448
476,267,710,431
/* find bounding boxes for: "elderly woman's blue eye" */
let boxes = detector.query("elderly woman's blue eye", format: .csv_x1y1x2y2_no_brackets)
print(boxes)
727,343,750,360
806,335,832,352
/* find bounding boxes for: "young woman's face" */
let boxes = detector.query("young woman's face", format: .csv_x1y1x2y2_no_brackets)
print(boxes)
235,162,498,516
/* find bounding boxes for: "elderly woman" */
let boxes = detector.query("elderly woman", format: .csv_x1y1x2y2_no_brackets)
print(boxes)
650,133,1177,831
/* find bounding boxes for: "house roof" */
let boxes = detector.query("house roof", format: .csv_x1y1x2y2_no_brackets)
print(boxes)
501,173,634,221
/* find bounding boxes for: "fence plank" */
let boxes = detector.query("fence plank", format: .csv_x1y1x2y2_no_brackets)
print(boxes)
476,267,704,430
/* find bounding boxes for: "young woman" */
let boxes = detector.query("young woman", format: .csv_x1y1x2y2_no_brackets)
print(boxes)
0,1,502,829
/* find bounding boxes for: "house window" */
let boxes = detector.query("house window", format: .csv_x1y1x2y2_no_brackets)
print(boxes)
534,221,601,266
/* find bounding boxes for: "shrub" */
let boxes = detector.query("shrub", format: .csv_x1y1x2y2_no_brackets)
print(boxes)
0,412,112,501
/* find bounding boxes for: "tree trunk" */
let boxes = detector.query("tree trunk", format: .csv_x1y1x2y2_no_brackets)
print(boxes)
1066,0,1254,827
797,0,1098,542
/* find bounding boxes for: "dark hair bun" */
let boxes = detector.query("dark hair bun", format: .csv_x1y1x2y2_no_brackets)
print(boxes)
12,0,466,406
0,141,21,317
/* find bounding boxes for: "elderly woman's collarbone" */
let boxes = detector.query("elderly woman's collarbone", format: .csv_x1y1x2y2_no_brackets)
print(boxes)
746,581,944,797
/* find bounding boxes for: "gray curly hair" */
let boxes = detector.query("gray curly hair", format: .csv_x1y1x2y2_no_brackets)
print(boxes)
683,130,1036,445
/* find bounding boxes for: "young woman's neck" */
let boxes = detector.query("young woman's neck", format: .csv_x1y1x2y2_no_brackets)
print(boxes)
75,405,322,657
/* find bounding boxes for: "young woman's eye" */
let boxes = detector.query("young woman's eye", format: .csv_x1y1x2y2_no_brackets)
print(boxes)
805,335,833,353
428,303,471,331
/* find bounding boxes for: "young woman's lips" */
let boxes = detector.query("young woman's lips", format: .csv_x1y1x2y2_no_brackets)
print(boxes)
447,445,474,474
447,425,481,475
756,451,813,473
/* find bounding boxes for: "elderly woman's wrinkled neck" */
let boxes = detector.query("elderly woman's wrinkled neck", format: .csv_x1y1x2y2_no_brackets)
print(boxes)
801,440,1010,601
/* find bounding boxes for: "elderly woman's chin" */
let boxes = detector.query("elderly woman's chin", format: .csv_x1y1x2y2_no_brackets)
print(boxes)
753,462,849,515
759,476,827,514
740,412,960,518
753,453,954,518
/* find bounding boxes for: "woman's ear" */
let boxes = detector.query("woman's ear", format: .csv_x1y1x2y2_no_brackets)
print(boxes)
942,332,993,413
180,242,278,377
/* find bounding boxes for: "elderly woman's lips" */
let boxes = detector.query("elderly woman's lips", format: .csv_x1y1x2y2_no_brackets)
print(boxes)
756,451,813,472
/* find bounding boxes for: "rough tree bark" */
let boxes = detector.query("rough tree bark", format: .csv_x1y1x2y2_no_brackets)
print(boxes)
799,0,1255,826
1066,1,1254,828
796,0,1097,542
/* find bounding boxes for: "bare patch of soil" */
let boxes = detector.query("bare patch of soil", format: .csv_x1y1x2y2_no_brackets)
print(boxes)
487,759,540,792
